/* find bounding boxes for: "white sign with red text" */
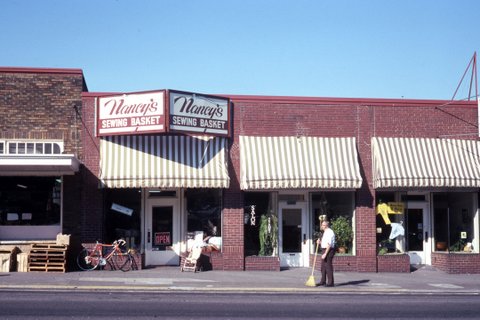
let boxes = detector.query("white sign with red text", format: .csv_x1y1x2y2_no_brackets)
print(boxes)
169,91,230,136
97,91,166,136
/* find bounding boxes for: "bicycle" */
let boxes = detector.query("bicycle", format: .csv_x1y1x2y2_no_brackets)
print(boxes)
76,239,135,272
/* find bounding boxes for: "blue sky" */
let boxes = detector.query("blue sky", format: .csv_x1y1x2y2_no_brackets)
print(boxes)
1,0,479,100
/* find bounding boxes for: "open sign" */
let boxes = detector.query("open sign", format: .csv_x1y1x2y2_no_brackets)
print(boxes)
155,232,171,246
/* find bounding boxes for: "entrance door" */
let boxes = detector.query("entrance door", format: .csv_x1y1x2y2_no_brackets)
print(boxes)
145,198,180,266
406,202,431,265
279,202,308,267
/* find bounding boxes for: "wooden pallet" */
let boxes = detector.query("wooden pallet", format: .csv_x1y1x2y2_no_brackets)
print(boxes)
31,244,67,250
28,263,66,272
28,244,67,272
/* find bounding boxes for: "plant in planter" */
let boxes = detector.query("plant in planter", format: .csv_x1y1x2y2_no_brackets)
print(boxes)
259,212,278,256
330,216,353,254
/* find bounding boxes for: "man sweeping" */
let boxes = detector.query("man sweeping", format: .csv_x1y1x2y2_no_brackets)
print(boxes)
317,220,336,287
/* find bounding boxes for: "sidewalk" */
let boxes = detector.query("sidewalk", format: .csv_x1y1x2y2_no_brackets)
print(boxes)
1,266,479,294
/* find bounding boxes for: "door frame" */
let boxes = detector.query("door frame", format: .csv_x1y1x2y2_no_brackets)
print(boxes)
278,200,309,268
143,189,182,266
407,201,431,265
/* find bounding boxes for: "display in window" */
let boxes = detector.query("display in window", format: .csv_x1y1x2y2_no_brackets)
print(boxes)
0,177,61,226
330,216,353,254
259,211,278,256
186,189,222,253
311,192,355,255
244,192,278,257
433,193,475,253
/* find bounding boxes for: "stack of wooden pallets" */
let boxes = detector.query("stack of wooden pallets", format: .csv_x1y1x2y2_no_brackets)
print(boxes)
28,243,67,272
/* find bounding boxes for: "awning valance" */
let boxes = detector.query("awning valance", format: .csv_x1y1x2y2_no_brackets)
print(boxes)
239,136,363,190
0,154,79,176
372,137,480,188
100,135,229,188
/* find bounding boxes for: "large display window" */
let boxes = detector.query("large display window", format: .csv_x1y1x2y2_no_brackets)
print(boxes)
244,192,278,256
0,176,61,226
186,189,223,251
376,191,478,255
105,188,141,249
433,192,477,253
311,192,355,254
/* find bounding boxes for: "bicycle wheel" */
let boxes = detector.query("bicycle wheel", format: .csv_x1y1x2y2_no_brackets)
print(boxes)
77,248,100,271
118,253,133,272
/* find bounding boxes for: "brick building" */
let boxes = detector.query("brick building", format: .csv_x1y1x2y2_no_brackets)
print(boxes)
0,67,86,245
1,66,479,273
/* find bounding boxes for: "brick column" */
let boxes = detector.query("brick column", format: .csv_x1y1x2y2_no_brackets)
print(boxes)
221,137,244,270
355,105,377,272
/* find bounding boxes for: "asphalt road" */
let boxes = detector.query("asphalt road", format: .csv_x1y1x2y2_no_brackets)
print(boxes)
0,290,479,319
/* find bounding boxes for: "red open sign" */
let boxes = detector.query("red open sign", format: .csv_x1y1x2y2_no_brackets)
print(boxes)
155,232,171,246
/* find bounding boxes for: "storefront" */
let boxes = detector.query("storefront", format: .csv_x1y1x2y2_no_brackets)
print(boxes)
373,137,480,270
93,90,230,267
2,66,479,274
83,92,480,273
239,136,362,268
0,67,85,248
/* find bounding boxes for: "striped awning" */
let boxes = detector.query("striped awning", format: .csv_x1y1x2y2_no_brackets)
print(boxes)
372,137,480,188
239,136,363,190
100,135,229,188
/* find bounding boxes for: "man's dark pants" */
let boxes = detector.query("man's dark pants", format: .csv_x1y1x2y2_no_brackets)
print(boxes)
320,248,335,286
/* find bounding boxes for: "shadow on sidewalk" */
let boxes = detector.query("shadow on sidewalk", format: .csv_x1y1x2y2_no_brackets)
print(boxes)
335,279,370,287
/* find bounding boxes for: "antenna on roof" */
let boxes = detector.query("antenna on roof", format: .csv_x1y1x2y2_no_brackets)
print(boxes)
451,52,478,101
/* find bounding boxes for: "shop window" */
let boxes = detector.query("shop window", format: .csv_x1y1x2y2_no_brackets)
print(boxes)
0,177,61,226
105,189,141,249
6,141,63,155
244,192,278,256
186,189,222,251
311,192,355,254
148,190,177,198
375,192,406,255
433,192,476,253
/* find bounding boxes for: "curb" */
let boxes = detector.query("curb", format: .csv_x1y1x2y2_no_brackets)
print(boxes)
0,284,479,295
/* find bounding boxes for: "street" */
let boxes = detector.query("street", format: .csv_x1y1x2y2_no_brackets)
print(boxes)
0,290,479,319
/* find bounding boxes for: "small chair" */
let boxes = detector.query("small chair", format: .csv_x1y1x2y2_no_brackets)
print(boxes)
181,246,203,272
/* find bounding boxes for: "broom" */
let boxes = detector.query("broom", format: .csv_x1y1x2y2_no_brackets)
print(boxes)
305,238,320,287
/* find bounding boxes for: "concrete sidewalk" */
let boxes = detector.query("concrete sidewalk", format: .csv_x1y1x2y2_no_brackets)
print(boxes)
1,266,479,294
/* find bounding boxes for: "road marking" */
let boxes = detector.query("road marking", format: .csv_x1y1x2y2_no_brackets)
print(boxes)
358,282,402,289
429,283,464,289
78,277,216,285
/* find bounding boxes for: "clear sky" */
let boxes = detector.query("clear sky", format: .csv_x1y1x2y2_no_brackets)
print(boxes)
1,0,479,100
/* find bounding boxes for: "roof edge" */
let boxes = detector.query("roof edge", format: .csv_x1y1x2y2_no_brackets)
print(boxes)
224,94,477,107
0,66,84,75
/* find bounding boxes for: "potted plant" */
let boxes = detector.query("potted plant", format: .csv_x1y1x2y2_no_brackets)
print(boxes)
330,216,353,254
259,212,278,256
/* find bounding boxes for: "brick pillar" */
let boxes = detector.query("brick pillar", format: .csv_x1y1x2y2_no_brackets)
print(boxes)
222,198,244,270
355,105,377,272
221,138,244,270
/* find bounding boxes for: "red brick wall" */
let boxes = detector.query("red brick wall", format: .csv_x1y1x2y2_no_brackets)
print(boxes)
0,70,85,154
377,254,410,272
245,256,280,271
78,96,104,243
230,97,478,272
0,69,87,247
432,252,480,274
310,254,358,272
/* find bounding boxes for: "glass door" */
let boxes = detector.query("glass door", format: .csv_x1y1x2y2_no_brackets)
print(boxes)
145,198,180,266
279,202,308,267
406,202,431,265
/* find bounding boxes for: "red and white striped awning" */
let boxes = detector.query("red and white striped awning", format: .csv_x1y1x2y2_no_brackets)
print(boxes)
372,137,480,188
100,135,229,188
239,136,363,190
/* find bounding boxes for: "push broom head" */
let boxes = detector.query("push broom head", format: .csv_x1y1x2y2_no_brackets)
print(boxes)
305,275,317,287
